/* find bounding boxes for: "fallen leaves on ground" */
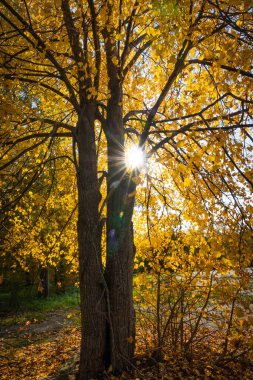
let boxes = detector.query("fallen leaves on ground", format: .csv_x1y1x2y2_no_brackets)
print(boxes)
1,318,252,379
0,326,80,380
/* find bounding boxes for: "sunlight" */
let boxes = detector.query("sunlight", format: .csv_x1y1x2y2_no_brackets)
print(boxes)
125,145,145,170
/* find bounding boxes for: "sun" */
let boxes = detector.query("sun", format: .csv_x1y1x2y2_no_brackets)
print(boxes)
125,145,145,170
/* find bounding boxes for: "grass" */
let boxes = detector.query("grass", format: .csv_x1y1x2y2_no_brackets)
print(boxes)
0,286,80,325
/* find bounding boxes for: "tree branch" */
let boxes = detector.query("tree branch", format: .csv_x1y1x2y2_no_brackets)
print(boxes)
139,39,193,147
187,59,253,80
0,1,79,111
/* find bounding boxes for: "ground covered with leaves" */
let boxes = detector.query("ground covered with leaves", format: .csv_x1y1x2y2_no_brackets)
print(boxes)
0,309,80,380
1,308,252,380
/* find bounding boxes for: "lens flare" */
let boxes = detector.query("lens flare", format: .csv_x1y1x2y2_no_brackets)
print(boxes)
125,145,145,170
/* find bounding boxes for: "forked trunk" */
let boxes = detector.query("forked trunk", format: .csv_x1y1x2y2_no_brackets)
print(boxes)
77,92,137,376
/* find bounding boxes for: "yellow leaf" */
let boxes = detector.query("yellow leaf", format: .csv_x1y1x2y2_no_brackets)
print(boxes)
111,56,118,66
183,177,191,187
177,140,184,148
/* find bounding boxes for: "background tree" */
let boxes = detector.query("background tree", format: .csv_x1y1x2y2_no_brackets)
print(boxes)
0,0,252,378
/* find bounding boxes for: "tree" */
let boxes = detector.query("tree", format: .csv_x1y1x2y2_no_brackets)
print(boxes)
2,149,78,291
0,0,252,378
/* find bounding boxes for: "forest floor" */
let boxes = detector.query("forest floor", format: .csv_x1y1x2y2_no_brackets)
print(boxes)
0,283,252,380
0,309,76,337
1,306,253,380
0,307,81,380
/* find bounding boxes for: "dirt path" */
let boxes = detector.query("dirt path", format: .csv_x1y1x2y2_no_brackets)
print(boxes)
0,309,80,380
0,308,79,347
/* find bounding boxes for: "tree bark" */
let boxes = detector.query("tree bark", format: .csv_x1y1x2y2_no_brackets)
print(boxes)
77,75,137,375
104,93,136,371
39,267,49,297
77,109,106,380
105,205,136,371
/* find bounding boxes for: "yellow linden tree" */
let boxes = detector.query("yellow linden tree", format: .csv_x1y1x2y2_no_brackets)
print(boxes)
0,0,252,378
133,157,252,360
2,138,78,293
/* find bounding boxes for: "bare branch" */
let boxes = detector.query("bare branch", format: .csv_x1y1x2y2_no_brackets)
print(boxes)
3,132,72,147
187,59,253,80
0,1,80,111
139,39,193,147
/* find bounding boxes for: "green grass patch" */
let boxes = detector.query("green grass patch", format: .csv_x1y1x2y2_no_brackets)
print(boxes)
0,287,80,325
27,288,80,312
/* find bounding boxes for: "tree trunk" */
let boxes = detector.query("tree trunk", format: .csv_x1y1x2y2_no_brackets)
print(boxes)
39,267,49,297
77,110,106,380
77,84,137,375
104,112,137,371
105,208,136,371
